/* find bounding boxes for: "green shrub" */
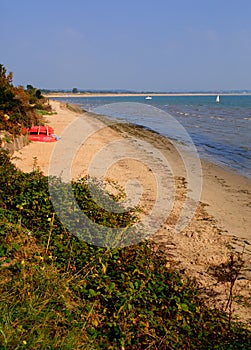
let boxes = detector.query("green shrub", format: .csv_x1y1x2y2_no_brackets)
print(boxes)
0,150,250,349
0,64,50,136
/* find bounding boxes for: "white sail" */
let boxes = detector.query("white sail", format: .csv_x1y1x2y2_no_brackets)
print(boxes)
216,95,220,103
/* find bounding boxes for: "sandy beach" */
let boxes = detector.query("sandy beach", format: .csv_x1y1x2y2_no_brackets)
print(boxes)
12,100,251,323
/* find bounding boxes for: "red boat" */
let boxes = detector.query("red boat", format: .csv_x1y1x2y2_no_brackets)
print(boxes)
28,125,57,142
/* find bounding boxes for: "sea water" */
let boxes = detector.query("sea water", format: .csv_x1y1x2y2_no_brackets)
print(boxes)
54,95,251,179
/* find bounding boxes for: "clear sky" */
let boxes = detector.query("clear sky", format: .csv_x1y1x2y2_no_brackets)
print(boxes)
1,0,251,91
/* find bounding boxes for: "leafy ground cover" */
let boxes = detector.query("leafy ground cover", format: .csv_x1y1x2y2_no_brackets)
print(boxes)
0,150,251,349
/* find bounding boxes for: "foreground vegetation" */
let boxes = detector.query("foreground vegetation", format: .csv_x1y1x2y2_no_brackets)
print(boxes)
0,151,250,349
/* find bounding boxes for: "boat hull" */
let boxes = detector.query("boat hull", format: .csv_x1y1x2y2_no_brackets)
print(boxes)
29,134,57,142
28,125,57,142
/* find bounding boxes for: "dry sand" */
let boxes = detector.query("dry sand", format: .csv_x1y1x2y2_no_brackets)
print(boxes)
12,100,251,324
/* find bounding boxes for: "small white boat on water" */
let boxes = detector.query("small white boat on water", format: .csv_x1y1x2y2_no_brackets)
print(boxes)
145,96,152,100
216,95,220,103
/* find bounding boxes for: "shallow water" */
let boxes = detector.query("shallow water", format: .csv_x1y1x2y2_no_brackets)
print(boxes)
54,95,251,178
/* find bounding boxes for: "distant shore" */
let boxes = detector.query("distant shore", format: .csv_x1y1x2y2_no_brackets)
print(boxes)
44,92,251,98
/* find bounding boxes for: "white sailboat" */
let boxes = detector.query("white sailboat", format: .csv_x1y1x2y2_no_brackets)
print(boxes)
145,96,152,100
216,95,220,103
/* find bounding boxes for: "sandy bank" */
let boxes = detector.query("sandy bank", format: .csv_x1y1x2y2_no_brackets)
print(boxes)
12,100,251,323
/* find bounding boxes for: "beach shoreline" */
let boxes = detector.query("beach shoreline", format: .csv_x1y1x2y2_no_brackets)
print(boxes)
12,99,251,323
45,93,251,182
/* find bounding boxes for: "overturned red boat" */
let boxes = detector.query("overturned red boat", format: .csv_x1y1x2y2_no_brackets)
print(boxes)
28,125,57,142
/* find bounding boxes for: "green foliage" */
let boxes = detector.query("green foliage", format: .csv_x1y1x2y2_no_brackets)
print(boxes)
36,109,55,116
26,84,43,103
0,65,18,114
0,150,251,349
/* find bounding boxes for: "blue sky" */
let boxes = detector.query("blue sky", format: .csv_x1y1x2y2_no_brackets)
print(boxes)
1,0,251,91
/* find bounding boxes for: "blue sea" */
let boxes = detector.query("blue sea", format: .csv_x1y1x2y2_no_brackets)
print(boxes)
54,95,251,179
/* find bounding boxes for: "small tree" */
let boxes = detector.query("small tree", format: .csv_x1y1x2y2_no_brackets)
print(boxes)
0,64,44,134
35,89,42,99
26,85,43,103
0,64,18,112
72,87,78,93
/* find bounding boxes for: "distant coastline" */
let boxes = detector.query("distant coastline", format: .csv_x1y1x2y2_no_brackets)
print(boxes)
44,91,251,98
